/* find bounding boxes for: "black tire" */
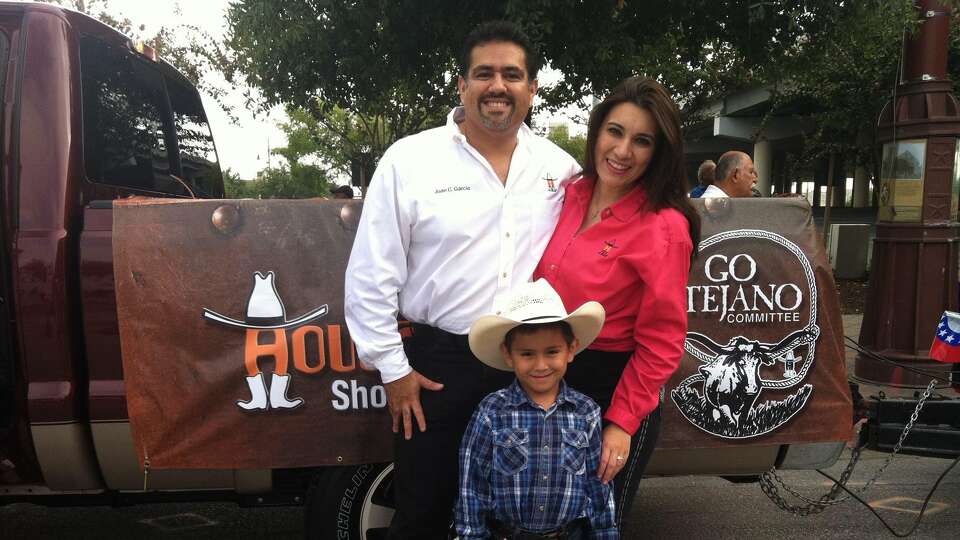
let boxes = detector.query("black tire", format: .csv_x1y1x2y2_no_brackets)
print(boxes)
304,462,395,540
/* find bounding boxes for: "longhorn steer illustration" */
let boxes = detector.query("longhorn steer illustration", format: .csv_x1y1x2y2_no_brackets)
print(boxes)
687,328,818,428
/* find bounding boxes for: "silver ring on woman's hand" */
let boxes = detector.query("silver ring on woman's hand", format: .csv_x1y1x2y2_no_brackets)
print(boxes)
616,455,625,462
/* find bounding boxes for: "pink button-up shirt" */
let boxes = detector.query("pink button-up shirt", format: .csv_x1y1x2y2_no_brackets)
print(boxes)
535,176,693,434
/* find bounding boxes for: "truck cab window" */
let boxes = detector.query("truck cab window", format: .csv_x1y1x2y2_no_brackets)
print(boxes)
166,78,223,198
80,36,186,196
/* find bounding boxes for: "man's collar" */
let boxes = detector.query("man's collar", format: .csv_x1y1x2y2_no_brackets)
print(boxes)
504,378,576,410
446,106,532,146
711,183,734,197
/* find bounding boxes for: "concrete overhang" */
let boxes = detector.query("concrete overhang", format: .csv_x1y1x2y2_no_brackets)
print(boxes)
713,115,813,141
685,86,813,146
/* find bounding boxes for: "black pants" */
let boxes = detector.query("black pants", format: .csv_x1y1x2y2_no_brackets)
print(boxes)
564,348,662,529
388,324,514,540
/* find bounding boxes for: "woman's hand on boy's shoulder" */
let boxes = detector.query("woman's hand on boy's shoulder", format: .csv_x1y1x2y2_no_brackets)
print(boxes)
384,370,444,440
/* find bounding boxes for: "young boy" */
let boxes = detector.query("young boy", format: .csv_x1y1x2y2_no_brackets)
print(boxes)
456,279,618,540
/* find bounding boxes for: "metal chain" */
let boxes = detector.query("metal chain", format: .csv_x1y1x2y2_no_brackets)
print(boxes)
759,379,937,516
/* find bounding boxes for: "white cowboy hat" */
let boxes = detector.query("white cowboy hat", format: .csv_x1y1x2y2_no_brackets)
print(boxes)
202,271,328,330
468,279,605,371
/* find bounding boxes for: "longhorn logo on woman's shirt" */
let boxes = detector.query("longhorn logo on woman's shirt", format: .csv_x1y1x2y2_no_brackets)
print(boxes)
599,240,617,257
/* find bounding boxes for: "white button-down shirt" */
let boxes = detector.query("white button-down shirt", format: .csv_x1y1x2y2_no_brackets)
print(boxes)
345,109,581,383
701,184,730,198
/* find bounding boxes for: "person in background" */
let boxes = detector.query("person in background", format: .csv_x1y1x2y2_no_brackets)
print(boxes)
330,184,355,199
344,20,580,539
535,76,700,531
701,151,757,198
688,159,715,198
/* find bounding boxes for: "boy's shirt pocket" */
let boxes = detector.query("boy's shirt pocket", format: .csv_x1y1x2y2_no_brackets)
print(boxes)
560,428,589,475
492,428,530,475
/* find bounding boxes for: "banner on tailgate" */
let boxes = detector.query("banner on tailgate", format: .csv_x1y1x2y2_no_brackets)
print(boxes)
113,199,392,469
658,198,852,449
114,197,853,468
673,229,820,439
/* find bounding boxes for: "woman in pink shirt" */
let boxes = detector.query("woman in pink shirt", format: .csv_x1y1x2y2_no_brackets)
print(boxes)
535,77,700,527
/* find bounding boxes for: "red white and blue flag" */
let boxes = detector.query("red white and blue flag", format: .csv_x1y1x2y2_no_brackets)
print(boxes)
930,311,960,363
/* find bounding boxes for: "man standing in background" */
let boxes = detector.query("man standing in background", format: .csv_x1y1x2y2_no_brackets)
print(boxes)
702,151,757,198
689,159,715,198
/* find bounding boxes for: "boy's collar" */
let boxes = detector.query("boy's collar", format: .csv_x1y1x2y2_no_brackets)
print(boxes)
505,378,576,410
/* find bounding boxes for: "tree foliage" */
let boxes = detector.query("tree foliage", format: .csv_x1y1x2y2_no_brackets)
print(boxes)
545,124,586,166
760,0,919,175
225,0,960,182
226,0,471,153
222,106,361,199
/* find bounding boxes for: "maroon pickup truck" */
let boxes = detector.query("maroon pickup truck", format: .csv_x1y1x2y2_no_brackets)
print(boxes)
0,0,230,496
0,3,857,539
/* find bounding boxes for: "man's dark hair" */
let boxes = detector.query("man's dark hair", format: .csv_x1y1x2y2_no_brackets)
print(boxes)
459,20,541,80
715,152,745,184
331,185,354,199
503,321,575,352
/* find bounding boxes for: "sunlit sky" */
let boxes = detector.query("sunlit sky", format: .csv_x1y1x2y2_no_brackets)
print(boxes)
61,0,585,179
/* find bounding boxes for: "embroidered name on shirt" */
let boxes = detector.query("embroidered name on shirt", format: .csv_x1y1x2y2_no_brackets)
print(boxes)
599,240,618,257
435,185,471,194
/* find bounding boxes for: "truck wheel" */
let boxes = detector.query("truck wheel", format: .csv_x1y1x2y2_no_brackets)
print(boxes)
304,462,395,540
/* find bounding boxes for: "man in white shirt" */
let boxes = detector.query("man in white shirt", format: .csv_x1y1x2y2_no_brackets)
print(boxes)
344,21,580,539
702,151,757,198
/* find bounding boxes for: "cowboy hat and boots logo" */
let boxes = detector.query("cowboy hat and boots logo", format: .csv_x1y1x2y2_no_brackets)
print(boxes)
203,271,328,411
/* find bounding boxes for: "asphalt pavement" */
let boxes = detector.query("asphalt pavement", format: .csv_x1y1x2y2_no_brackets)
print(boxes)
2,448,957,539
628,449,959,539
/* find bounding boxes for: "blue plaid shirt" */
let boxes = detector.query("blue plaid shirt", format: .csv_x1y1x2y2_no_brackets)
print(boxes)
455,380,617,539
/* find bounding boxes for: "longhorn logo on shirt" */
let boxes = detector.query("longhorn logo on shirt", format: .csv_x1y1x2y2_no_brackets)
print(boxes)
671,230,821,439
599,240,617,257
202,271,328,412
545,176,557,192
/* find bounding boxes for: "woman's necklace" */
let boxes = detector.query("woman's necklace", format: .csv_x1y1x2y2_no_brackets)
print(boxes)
588,185,613,221
589,181,634,221
589,204,604,221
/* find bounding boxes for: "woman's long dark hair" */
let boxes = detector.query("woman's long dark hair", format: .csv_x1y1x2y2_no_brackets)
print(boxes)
583,77,700,255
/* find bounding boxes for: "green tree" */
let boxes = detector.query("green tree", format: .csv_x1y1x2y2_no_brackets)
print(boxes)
545,124,586,166
224,0,960,174
747,1,918,179
222,168,254,198
249,164,331,199
226,106,356,199
226,0,464,158
276,104,388,187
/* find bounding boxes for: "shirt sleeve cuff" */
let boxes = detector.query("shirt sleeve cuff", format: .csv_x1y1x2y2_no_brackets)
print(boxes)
591,528,619,540
375,348,413,384
603,406,642,436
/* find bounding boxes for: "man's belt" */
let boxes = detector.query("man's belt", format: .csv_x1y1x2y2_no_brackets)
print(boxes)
488,517,589,540
408,322,471,351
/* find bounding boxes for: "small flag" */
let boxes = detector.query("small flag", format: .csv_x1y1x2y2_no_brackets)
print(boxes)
929,311,960,363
